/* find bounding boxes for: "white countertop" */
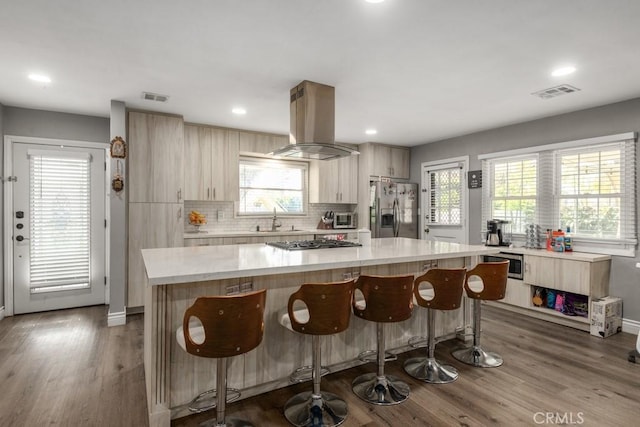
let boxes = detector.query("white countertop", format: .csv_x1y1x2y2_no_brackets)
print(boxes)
142,237,500,285
183,228,356,239
495,247,611,262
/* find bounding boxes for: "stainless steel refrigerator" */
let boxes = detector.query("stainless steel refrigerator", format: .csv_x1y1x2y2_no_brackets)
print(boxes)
369,181,419,238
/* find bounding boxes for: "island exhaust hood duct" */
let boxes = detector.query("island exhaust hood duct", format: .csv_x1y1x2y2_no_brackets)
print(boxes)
269,80,359,161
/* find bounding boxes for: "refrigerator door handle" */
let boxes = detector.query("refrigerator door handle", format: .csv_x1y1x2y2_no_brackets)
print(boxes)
393,198,400,237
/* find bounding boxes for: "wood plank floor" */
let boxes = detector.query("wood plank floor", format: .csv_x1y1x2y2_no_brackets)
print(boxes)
1,304,638,426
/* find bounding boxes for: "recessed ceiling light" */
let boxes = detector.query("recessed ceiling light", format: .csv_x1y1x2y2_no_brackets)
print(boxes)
365,129,377,135
28,73,51,83
551,66,576,77
232,107,247,115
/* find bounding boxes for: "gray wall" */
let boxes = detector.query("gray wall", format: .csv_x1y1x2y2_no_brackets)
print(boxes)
2,107,110,314
410,97,640,322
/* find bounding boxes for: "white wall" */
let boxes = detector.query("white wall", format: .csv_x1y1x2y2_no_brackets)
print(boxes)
410,97,640,322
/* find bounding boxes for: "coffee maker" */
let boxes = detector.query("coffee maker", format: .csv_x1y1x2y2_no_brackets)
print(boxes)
486,219,511,246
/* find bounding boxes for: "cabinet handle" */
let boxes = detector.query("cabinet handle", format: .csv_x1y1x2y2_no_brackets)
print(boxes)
208,188,210,199
178,207,182,219
213,188,216,200
177,189,182,201
340,193,343,201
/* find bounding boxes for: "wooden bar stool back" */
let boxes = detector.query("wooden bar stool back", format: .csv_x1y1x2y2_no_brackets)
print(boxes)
452,260,509,368
351,274,414,406
403,268,466,384
176,289,267,427
282,279,355,427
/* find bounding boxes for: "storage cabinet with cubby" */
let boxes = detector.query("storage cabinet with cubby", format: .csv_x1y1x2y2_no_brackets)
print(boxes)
489,250,611,331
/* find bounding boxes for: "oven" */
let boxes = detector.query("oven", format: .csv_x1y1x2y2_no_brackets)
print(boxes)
483,252,524,280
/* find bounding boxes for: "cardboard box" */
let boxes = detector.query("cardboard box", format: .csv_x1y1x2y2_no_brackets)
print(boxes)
590,296,623,338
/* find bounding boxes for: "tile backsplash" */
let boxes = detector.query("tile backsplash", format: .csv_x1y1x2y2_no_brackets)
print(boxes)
184,201,358,233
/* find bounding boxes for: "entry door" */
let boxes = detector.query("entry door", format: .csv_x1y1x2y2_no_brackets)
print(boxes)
421,158,468,244
13,142,106,314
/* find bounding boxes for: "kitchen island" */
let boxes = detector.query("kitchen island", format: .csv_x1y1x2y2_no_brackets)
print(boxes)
141,238,499,426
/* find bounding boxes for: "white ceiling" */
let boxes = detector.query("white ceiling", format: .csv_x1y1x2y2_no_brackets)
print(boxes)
2,0,640,146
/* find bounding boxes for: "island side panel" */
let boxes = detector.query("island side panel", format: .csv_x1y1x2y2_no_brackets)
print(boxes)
144,280,172,427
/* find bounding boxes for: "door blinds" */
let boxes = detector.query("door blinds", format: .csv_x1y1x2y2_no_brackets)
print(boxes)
29,151,92,293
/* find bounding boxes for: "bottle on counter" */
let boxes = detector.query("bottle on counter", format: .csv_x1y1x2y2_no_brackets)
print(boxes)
564,227,573,252
553,229,565,252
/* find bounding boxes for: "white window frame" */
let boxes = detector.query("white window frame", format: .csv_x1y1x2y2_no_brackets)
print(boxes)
480,132,637,256
236,156,308,217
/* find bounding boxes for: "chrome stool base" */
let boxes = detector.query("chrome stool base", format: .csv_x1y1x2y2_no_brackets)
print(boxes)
284,391,348,427
199,417,254,427
403,357,458,384
357,349,397,363
351,373,410,405
289,365,330,383
188,388,241,413
451,345,503,368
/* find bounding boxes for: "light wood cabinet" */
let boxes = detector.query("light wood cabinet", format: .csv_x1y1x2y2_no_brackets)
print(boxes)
238,131,287,155
309,154,358,204
184,125,239,201
524,255,605,296
371,144,410,179
128,111,184,203
492,252,611,331
128,202,184,307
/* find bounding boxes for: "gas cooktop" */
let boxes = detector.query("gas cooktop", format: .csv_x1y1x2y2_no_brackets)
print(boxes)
266,239,362,251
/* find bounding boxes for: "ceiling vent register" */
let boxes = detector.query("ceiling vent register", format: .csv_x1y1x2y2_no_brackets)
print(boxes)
532,84,581,100
141,92,169,102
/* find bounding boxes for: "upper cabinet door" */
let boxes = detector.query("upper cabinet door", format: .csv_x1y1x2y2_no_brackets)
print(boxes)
309,154,358,204
128,112,184,203
183,125,239,201
184,124,213,201
371,144,410,180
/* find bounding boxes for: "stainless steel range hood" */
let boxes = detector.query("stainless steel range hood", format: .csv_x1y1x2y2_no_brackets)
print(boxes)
269,80,359,161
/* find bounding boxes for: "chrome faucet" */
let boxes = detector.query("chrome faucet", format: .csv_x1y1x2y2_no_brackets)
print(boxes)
271,208,282,231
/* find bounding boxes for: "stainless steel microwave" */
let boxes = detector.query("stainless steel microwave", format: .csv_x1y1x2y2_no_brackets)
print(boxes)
333,212,356,229
483,252,524,280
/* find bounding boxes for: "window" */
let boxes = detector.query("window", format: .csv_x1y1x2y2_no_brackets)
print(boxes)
483,155,537,233
556,144,622,239
238,157,307,215
427,166,462,225
481,133,637,256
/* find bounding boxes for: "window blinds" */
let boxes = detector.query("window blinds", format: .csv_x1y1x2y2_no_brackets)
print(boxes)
29,152,92,293
481,134,637,255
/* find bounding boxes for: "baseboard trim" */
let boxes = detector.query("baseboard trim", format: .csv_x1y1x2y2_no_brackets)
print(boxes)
0,306,5,321
623,318,640,335
107,310,127,327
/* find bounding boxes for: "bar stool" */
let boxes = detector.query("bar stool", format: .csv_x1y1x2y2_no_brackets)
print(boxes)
176,289,267,427
351,274,414,405
282,279,355,427
451,260,509,368
403,268,467,383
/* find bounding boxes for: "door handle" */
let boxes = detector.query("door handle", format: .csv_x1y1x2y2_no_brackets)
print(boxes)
16,235,30,242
